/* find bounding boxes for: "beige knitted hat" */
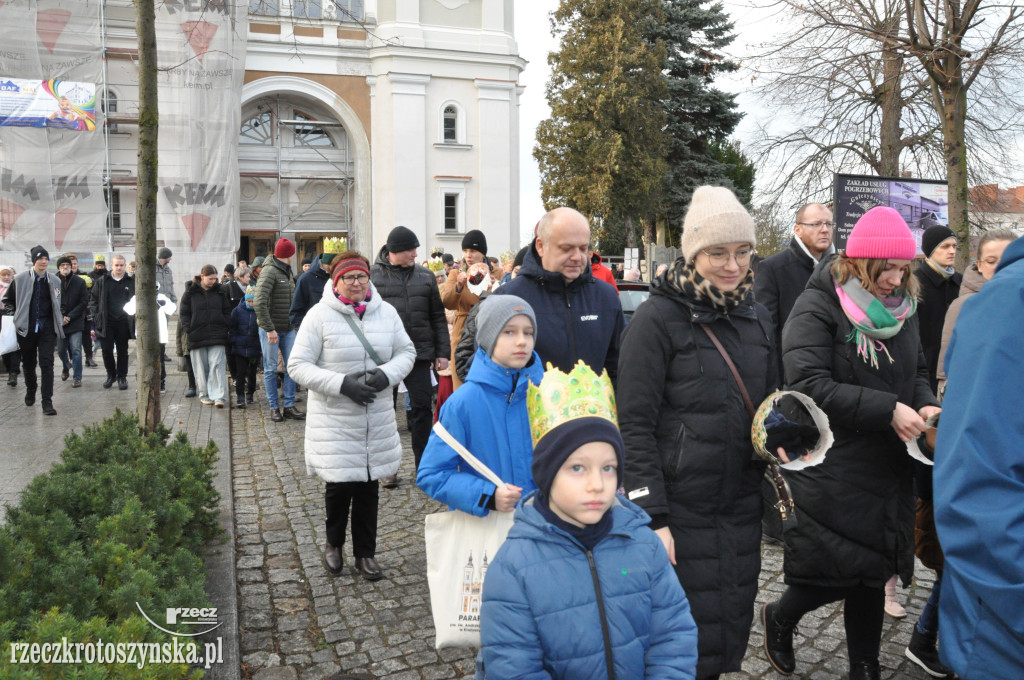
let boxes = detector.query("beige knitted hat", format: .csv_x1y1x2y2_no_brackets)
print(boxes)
680,186,757,263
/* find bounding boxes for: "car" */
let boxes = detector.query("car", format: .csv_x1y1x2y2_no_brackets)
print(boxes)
616,280,650,324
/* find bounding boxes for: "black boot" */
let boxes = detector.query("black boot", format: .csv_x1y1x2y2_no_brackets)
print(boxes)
905,628,956,678
762,602,797,675
103,374,115,389
849,659,880,680
7,372,16,387
24,388,36,406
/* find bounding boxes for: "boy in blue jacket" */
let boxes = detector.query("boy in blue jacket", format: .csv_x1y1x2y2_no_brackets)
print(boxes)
229,286,261,408
480,362,698,679
417,295,542,515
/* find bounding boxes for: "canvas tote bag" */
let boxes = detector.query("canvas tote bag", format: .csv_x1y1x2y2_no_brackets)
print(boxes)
424,421,515,649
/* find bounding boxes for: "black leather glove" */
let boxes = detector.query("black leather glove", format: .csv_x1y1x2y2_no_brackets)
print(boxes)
363,368,390,392
340,372,376,406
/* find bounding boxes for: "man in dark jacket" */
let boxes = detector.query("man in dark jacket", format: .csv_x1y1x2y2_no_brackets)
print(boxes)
290,253,332,329
754,202,835,369
492,207,624,382
371,225,450,483
56,256,88,387
753,202,835,543
1,245,64,415
89,254,135,390
254,238,303,422
913,225,961,392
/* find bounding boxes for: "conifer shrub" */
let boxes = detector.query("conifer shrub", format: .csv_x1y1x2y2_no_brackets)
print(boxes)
0,411,222,678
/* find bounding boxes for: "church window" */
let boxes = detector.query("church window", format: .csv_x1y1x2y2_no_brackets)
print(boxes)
443,105,458,143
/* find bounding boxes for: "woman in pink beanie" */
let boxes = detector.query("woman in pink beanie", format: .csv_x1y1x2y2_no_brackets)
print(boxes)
760,206,942,680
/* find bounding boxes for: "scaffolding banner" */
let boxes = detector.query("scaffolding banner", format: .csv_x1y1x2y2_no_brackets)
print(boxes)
156,0,248,253
0,0,108,254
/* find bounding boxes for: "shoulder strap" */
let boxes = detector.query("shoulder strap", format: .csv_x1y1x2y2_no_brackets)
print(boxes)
431,421,505,488
342,313,384,366
700,322,755,418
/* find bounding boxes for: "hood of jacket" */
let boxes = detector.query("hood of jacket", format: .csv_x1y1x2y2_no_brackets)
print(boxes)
508,492,652,548
958,263,986,297
648,260,759,323
374,245,414,275
464,346,543,397
190,277,224,294
517,240,595,294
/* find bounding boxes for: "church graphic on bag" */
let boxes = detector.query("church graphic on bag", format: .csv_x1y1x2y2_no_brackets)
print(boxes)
460,551,489,616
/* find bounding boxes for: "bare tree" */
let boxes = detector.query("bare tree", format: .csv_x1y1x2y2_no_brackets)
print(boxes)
751,199,793,258
135,0,161,432
746,0,1024,265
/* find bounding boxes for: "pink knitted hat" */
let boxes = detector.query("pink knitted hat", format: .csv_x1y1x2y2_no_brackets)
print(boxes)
844,207,917,260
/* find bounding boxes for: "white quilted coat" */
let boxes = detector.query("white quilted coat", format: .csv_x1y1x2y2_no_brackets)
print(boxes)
288,281,415,483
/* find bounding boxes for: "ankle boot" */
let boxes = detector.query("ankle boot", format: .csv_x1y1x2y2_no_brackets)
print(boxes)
905,628,955,678
884,574,906,618
849,659,880,680
7,372,16,387
762,602,797,675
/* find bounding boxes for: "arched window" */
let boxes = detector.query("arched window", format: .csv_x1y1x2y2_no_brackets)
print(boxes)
240,109,275,146
442,105,458,143
293,111,335,148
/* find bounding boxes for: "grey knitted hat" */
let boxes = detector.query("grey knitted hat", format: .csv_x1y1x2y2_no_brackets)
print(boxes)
680,186,756,263
475,295,536,357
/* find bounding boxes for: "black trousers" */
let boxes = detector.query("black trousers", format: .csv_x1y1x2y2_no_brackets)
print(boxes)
325,480,379,558
2,347,20,375
100,319,131,379
232,354,258,396
404,359,434,468
776,583,885,665
183,355,196,390
18,328,57,402
83,319,94,357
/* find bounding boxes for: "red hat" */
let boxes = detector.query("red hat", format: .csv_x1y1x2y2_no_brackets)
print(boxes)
332,257,370,286
845,207,917,260
274,238,296,259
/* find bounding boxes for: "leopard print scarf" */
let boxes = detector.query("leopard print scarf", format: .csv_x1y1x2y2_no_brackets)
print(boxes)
664,258,755,313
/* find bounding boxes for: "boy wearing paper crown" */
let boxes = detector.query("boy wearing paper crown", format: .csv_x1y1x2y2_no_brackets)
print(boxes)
479,362,698,679
417,295,543,515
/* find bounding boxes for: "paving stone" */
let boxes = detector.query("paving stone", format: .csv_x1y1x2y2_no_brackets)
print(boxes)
252,667,296,680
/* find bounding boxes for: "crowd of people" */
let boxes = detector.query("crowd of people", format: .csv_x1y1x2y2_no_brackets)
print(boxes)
2,186,1019,680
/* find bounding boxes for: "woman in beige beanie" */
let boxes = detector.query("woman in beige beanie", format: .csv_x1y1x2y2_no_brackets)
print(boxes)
617,185,779,679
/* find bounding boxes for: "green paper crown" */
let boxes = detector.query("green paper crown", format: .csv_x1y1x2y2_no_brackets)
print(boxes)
527,361,618,447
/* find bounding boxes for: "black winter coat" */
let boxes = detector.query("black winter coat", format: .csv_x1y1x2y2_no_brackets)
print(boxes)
180,279,232,349
289,265,330,330
754,237,825,367
912,263,961,392
59,272,88,335
493,244,624,382
370,247,450,362
781,257,938,590
618,273,777,677
226,279,246,310
88,273,135,338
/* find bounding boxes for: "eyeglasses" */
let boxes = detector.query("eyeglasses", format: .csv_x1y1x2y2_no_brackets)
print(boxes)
339,273,369,284
797,221,835,230
702,247,753,268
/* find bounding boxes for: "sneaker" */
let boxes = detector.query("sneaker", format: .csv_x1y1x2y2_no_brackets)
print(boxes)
246,393,255,404
103,375,115,389
61,368,69,381
214,400,225,409
884,574,907,618
905,628,956,678
41,401,57,416
762,602,797,675
185,388,197,398
72,379,82,388
200,397,214,406
118,377,128,390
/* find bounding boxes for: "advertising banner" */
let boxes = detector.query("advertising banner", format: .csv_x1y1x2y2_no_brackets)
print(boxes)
0,0,107,254
156,0,248,253
0,78,97,131
833,174,949,254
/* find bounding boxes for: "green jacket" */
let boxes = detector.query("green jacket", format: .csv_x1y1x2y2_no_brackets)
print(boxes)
254,256,295,333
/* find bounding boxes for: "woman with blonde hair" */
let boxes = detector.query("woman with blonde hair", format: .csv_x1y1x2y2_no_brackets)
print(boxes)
762,206,940,680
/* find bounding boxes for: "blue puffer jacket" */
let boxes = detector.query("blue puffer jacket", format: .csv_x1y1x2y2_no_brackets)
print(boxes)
935,236,1024,680
481,494,698,679
417,347,543,516
492,244,624,383
229,298,261,358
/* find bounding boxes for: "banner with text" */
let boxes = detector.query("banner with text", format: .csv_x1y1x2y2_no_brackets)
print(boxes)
156,0,248,253
833,174,949,254
0,0,107,254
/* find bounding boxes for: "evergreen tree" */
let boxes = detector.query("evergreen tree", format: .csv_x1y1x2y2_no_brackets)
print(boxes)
534,0,668,251
656,0,744,229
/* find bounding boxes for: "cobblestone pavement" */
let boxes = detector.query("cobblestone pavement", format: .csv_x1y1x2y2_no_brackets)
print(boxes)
232,395,943,680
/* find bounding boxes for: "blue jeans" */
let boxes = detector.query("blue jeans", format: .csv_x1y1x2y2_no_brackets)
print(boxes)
58,330,83,381
917,574,941,637
259,328,296,409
